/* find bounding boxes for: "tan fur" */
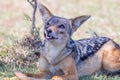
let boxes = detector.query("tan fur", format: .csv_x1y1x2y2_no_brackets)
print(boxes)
15,3,120,80
77,40,120,76
15,40,120,80
102,40,120,72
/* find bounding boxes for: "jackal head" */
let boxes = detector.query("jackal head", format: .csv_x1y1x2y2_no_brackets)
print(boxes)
38,3,90,45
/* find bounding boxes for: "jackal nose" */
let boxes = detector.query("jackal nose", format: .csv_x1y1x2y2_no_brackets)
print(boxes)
47,29,52,34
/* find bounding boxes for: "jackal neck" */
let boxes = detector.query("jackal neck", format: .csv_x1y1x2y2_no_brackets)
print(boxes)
41,39,73,65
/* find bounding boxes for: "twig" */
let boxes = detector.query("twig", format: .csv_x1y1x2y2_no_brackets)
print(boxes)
27,0,42,55
27,0,37,35
86,28,99,37
27,0,34,8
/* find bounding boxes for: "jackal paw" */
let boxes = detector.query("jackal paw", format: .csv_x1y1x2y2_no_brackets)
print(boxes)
15,71,29,80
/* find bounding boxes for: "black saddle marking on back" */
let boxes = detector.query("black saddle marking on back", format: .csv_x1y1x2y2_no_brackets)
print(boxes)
72,37,110,64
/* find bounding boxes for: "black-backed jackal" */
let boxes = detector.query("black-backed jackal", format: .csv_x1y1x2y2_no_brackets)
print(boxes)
15,3,120,80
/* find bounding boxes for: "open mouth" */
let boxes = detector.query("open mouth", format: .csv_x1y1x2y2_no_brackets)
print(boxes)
46,36,58,40
44,33,58,40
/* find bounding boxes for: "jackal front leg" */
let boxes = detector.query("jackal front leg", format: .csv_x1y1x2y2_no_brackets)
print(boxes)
52,55,79,80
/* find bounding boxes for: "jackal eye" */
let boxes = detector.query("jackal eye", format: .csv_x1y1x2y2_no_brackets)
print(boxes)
58,24,65,29
46,22,51,26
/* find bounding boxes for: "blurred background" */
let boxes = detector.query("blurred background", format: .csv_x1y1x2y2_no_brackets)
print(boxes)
0,0,120,79
0,0,120,45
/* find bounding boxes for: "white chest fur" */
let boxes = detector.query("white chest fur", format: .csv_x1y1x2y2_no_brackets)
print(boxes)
44,42,65,64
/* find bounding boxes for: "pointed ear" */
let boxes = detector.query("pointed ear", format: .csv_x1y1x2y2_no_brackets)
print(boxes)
38,3,52,23
71,15,91,31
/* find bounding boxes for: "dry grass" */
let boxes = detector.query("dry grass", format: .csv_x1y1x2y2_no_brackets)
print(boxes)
0,0,120,80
